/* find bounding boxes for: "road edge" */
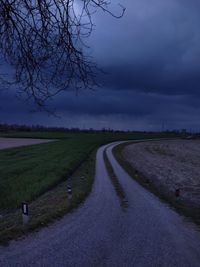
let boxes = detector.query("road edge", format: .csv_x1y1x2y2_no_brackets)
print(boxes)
113,141,200,227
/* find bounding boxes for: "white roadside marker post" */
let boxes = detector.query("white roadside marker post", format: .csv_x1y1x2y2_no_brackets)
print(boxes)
22,202,29,225
67,185,72,200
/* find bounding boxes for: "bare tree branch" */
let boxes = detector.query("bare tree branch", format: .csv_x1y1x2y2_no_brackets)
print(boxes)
0,0,125,108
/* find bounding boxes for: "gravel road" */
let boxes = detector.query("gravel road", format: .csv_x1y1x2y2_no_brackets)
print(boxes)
0,142,200,267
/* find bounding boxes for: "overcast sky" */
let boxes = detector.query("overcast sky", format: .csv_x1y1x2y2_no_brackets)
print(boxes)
1,0,200,131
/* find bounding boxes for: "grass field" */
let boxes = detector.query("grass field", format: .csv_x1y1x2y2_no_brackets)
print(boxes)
0,138,92,211
0,131,174,243
0,131,171,212
0,150,97,244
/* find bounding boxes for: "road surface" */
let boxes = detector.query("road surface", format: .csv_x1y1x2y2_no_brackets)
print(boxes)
0,142,200,266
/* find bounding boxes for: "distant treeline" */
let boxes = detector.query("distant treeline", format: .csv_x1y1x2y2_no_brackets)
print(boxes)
0,123,133,133
0,123,195,135
0,123,143,133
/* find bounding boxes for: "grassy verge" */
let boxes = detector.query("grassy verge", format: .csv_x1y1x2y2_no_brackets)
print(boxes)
103,149,128,210
0,132,177,244
113,142,200,226
0,138,96,211
0,132,174,211
0,150,96,245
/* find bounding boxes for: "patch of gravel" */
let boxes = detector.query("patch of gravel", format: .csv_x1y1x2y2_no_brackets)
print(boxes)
0,138,55,150
123,140,200,207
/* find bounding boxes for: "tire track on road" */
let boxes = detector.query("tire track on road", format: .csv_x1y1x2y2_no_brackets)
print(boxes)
0,141,200,267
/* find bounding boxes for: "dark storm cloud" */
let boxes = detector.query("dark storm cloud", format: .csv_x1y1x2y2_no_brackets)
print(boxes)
100,63,200,95
2,87,200,131
1,0,200,131
92,0,200,96
51,89,157,117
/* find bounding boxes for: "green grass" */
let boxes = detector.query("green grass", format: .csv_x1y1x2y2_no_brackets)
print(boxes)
113,141,200,227
0,132,172,212
0,131,176,243
0,150,96,244
0,138,93,211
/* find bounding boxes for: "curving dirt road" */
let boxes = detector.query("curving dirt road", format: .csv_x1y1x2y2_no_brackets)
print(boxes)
0,142,200,266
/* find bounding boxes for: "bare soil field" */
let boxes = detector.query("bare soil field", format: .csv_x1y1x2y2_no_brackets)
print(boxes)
123,140,200,209
0,138,54,150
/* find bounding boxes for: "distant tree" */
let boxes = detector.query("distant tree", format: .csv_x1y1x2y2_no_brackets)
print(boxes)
0,0,125,108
